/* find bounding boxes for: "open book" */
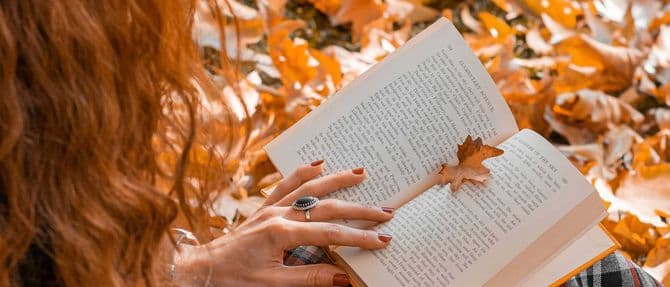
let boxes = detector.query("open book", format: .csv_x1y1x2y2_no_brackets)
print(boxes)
264,18,617,287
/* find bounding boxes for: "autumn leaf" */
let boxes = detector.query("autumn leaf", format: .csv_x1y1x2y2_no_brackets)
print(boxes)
647,236,670,267
649,11,670,32
615,133,670,224
554,34,644,93
649,108,670,130
611,214,658,258
267,20,342,96
386,0,439,23
194,0,264,53
478,12,515,40
519,0,581,28
490,0,522,19
438,136,504,192
546,89,644,144
460,6,485,34
360,17,410,61
525,27,553,55
257,0,286,30
330,0,386,41
308,0,341,15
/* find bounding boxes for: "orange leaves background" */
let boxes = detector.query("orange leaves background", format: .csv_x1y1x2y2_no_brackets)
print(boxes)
189,0,670,282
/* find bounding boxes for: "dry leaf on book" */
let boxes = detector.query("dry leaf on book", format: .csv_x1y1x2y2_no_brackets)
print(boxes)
437,135,504,192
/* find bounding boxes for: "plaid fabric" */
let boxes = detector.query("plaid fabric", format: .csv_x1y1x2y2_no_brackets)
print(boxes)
285,248,662,287
564,251,661,287
284,246,330,266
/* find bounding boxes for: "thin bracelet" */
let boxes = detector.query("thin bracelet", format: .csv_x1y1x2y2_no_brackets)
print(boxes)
168,228,200,281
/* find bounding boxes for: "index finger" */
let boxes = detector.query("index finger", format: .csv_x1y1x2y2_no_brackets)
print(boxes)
264,161,324,206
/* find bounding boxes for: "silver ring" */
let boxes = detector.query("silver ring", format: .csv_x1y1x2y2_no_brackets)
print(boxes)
292,196,319,222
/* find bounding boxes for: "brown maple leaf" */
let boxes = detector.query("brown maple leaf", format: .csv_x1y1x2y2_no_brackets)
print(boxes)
438,135,504,192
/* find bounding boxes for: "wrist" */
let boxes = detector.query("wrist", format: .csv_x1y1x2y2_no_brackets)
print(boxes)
173,244,208,286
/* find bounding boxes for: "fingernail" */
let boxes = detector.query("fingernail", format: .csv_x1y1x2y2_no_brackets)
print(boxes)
378,233,392,243
310,159,324,166
352,167,365,175
333,273,350,286
381,207,394,214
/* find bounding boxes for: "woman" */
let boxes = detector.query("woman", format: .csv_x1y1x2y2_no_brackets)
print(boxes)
0,1,393,286
0,1,660,287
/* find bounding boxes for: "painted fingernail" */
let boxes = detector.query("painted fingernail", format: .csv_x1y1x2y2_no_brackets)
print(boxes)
310,159,324,166
382,207,394,214
333,273,351,286
352,167,365,175
378,233,392,243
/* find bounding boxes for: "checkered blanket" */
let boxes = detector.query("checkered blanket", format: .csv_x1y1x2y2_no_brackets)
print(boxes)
285,247,662,287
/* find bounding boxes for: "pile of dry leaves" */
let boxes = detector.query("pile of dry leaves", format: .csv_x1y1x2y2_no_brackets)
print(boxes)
187,0,670,282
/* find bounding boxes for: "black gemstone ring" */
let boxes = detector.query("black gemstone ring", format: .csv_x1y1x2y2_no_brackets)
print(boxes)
292,196,320,222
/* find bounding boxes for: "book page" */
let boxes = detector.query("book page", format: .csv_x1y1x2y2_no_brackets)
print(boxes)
264,18,518,207
518,225,616,287
335,129,604,286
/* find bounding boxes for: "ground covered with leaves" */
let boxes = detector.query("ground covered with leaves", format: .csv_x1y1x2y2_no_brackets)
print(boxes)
192,0,670,283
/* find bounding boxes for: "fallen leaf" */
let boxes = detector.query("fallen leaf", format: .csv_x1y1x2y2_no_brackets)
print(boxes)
559,143,608,177
478,12,515,40
582,2,615,44
630,0,662,31
547,89,644,144
460,5,485,34
267,20,342,96
386,0,439,23
649,108,670,130
554,34,644,92
526,27,554,55
490,0,522,19
649,11,670,32
520,0,581,28
645,25,670,80
441,9,453,21
604,126,642,165
194,0,264,54
542,13,575,44
615,134,670,225
593,0,629,24
359,17,410,61
612,214,659,258
438,136,504,191
257,0,286,30
308,0,341,15
648,236,670,267
321,45,374,85
267,20,315,89
330,0,386,41
659,81,670,106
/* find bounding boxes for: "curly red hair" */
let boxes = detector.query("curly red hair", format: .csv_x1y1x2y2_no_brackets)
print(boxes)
0,1,238,285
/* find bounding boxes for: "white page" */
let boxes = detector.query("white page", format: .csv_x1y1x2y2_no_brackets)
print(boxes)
519,225,615,287
335,130,602,286
265,18,518,207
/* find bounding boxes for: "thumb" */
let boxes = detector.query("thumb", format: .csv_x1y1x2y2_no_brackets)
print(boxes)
279,264,351,287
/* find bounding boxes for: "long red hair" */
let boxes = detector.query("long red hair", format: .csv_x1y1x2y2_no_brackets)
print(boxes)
0,1,238,285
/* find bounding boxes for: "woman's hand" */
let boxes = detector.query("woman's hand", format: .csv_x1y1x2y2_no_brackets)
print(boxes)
175,161,394,287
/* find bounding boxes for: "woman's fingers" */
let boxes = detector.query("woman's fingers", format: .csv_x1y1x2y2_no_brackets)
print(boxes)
276,167,366,206
278,221,392,250
283,199,394,223
264,161,325,206
275,264,351,287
